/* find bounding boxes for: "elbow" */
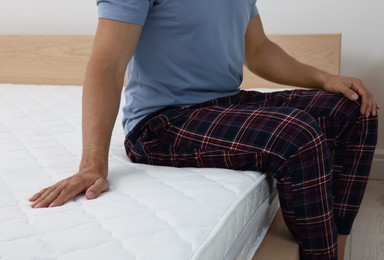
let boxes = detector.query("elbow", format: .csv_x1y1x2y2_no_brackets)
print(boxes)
244,37,272,75
84,57,126,90
244,54,264,79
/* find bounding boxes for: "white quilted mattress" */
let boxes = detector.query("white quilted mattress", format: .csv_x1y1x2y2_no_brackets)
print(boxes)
0,84,278,260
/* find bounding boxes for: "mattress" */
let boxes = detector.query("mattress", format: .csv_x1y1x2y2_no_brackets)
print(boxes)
0,84,279,260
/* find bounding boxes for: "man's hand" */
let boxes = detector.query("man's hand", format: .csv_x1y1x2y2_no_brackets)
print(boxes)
29,169,109,208
244,16,380,118
28,19,143,208
322,74,380,118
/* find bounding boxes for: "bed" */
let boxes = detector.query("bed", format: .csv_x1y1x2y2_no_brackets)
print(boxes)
0,34,340,260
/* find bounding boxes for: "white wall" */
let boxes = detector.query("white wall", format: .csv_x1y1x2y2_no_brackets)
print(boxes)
0,0,98,35
1,0,383,151
258,0,384,152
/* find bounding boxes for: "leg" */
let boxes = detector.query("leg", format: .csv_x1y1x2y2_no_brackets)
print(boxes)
338,235,348,260
248,89,378,259
310,92,377,260
125,99,338,259
262,89,378,235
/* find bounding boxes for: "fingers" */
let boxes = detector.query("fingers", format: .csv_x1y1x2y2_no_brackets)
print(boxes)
342,85,359,101
347,80,379,118
361,93,378,118
29,174,109,208
29,185,62,207
365,94,380,118
85,178,109,200
30,180,83,208
324,75,379,118
30,186,59,208
47,183,85,208
29,188,49,202
361,98,375,118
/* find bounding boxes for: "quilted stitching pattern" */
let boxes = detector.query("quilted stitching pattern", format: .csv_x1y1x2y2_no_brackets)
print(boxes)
0,85,274,260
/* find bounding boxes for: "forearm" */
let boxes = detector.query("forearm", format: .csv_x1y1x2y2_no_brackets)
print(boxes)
246,38,379,117
29,20,143,208
80,57,125,175
246,39,329,89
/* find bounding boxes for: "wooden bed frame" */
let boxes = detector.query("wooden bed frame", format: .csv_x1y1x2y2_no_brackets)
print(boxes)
0,34,340,87
0,34,341,259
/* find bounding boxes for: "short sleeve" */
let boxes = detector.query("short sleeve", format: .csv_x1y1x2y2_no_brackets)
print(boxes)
97,0,150,25
250,0,259,18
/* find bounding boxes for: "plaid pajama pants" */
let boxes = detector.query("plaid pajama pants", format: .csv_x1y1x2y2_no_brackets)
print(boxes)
124,89,378,259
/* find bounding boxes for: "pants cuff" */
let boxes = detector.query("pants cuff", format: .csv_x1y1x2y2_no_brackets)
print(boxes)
299,246,338,260
334,215,355,235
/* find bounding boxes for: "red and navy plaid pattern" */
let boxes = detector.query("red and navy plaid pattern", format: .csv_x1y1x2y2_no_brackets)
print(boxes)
125,89,378,259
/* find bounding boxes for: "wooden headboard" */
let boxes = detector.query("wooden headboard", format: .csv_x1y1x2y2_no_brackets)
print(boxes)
0,34,340,87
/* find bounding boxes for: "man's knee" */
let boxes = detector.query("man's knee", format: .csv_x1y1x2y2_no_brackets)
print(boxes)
284,108,324,147
329,93,362,121
257,107,326,158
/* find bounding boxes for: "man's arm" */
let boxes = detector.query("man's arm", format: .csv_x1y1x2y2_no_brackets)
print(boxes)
29,19,142,208
244,16,379,117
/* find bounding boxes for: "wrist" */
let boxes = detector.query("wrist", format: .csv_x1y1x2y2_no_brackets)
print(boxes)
314,70,331,89
79,154,108,177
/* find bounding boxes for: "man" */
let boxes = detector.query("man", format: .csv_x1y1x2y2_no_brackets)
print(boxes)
30,0,379,259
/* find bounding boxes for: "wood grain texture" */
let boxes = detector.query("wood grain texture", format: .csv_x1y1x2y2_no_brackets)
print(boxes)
0,34,340,86
252,209,299,259
0,35,93,85
352,180,384,234
242,34,341,89
345,234,352,260
350,232,384,260
253,180,384,260
0,33,342,260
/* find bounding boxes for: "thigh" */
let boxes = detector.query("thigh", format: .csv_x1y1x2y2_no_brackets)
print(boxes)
241,89,363,144
241,89,360,119
126,104,322,174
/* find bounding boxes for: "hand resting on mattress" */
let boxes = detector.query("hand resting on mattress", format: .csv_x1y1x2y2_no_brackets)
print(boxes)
29,166,109,208
29,19,142,208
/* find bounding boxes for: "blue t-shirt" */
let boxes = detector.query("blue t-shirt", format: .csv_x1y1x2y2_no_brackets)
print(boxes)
97,0,259,134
